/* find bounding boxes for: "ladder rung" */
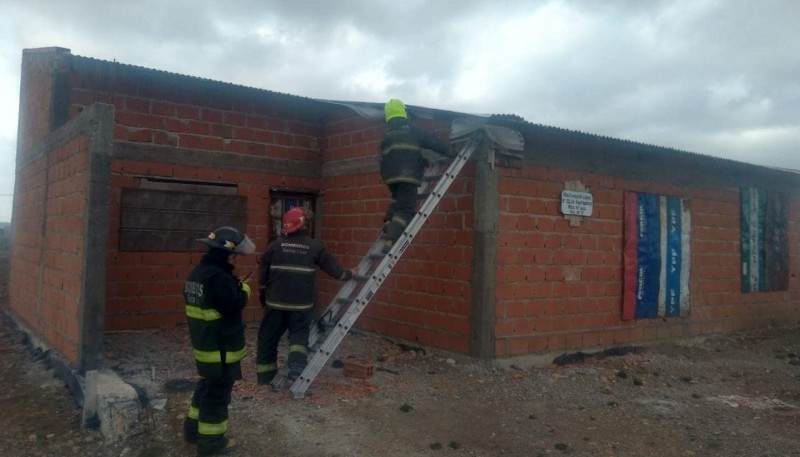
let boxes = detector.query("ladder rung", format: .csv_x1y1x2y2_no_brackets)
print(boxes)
288,132,482,399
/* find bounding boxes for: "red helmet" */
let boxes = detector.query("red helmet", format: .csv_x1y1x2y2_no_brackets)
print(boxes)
282,207,307,234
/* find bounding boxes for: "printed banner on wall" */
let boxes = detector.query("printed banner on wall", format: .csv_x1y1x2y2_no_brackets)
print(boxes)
740,188,789,292
623,192,691,320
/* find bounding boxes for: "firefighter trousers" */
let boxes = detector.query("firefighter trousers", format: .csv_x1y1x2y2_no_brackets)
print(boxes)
184,371,237,454
383,182,418,243
256,307,313,382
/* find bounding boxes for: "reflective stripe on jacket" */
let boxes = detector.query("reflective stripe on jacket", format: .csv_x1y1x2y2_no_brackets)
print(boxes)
184,250,248,379
258,230,350,311
379,120,451,186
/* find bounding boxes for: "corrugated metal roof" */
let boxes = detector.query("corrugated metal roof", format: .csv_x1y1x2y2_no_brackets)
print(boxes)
485,114,796,175
72,53,321,105
65,50,795,176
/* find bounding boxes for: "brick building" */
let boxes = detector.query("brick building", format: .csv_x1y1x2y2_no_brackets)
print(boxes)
8,47,800,378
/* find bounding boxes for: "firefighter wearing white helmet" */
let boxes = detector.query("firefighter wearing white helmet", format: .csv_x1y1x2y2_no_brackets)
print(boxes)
380,98,452,253
183,226,255,455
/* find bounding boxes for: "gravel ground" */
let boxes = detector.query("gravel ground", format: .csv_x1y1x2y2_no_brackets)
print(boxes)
1,308,799,457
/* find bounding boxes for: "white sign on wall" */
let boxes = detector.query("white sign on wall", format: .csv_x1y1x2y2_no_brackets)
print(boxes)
561,190,593,217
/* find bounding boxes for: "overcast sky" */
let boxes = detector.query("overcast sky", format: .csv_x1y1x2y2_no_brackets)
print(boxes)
1,0,798,222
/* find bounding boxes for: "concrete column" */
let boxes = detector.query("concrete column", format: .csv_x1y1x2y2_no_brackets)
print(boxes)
469,141,499,359
79,103,114,372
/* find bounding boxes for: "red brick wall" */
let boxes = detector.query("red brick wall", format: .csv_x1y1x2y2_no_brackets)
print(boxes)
104,160,312,329
14,48,798,361
10,132,91,365
494,165,800,357
690,189,799,331
66,58,323,160
59,56,325,330
318,115,473,353
16,48,70,152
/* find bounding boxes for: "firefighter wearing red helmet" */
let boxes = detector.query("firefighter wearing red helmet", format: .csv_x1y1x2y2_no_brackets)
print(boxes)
380,99,452,253
183,226,255,456
256,207,357,384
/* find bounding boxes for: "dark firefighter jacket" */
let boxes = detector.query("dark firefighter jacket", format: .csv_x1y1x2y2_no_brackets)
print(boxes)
183,248,248,379
258,229,352,311
380,118,452,187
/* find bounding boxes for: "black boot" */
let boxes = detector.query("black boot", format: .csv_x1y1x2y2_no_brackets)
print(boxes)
183,417,198,444
288,364,305,381
197,437,237,456
257,370,276,385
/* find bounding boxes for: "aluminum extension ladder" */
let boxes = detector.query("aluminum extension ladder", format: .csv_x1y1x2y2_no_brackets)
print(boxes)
272,131,483,399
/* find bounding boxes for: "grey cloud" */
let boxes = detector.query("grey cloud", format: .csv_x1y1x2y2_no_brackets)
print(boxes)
2,0,798,172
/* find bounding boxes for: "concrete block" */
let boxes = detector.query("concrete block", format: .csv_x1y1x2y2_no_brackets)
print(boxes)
82,369,140,442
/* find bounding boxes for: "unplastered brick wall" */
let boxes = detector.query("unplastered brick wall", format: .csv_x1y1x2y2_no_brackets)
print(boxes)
67,56,324,161
494,165,800,358
34,52,329,330
10,131,91,366
104,160,319,330
317,115,385,275
16,48,68,152
371,166,474,353
318,113,475,353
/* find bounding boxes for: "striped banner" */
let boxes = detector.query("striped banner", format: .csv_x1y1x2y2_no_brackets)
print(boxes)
623,192,691,320
740,188,789,292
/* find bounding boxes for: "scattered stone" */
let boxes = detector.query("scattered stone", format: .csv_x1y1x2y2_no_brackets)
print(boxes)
150,398,167,410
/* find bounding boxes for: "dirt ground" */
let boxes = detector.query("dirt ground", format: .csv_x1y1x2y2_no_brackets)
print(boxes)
1,305,799,457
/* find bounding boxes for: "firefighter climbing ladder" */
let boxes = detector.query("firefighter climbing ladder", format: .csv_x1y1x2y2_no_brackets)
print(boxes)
272,130,483,399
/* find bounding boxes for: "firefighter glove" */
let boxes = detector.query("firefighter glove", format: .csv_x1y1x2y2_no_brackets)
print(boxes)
240,281,251,298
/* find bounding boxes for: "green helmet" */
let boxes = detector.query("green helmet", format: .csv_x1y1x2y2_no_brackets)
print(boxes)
384,98,407,122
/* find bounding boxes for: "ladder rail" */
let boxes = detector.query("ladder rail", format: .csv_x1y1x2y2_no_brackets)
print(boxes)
268,240,383,391
268,151,455,391
289,133,482,398
310,149,451,344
